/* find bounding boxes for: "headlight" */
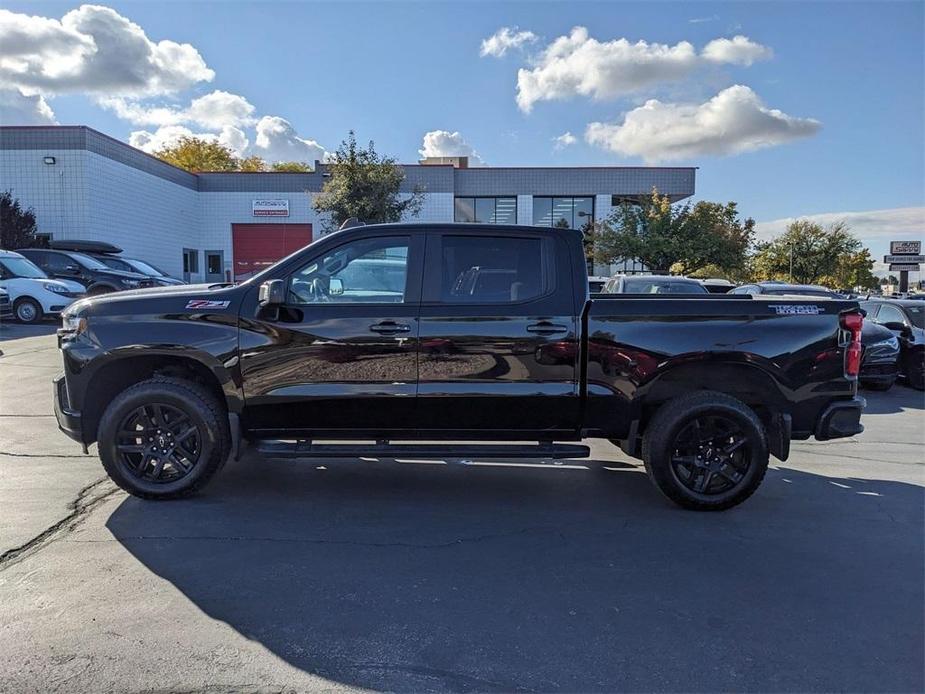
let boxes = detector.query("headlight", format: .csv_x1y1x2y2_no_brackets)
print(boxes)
121,279,140,287
60,314,87,335
873,337,900,350
43,282,69,294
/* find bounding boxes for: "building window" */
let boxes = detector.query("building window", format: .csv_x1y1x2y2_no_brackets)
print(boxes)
454,197,517,224
532,196,594,230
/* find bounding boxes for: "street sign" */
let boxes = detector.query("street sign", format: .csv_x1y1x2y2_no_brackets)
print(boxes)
889,263,921,272
891,241,921,255
883,254,925,263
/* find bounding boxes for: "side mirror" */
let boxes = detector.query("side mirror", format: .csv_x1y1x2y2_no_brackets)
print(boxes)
329,278,344,296
258,279,285,306
882,321,907,333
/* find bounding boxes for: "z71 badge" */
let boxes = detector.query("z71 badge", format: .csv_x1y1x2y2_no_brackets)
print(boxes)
767,304,825,315
186,299,230,310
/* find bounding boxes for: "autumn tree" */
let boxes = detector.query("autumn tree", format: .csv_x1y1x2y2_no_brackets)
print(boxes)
0,191,46,250
594,190,754,275
313,131,423,232
271,161,312,172
154,137,242,172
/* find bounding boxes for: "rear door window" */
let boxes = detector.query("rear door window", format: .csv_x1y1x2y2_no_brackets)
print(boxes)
437,235,548,303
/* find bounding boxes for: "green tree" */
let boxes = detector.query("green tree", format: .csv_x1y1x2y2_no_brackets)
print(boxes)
0,191,45,250
238,155,268,172
154,137,241,172
751,220,860,285
271,161,312,172
820,248,879,290
593,190,754,275
313,131,423,231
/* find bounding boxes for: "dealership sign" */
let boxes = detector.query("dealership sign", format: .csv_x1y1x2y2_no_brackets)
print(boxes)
882,255,925,264
890,241,921,255
253,199,289,217
889,263,921,272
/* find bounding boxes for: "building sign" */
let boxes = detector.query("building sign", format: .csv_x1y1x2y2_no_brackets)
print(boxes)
889,263,921,272
883,254,925,264
252,199,289,217
890,241,921,255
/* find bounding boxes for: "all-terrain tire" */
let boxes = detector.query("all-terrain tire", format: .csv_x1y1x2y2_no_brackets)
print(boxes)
97,376,230,499
642,391,769,511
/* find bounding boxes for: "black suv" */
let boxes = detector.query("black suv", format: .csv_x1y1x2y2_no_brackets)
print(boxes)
19,249,156,295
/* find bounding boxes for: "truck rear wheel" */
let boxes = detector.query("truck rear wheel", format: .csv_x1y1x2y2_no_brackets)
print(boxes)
642,392,769,511
97,376,230,499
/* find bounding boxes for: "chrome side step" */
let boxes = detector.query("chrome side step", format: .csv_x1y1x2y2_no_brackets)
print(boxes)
255,441,590,460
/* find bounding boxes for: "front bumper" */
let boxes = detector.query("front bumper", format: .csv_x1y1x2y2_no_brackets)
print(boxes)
53,374,84,446
814,396,866,441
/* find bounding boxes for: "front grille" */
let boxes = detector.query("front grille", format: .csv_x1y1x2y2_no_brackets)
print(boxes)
0,296,11,318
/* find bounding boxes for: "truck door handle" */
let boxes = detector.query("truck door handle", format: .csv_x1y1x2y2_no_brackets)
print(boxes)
369,321,411,334
526,322,568,335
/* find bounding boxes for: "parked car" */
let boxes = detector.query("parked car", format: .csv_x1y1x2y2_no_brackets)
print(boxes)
54,223,866,511
700,278,735,294
0,287,12,322
601,274,708,294
0,250,87,323
730,282,845,299
19,248,157,295
859,299,925,390
588,276,610,293
858,321,900,391
48,240,184,286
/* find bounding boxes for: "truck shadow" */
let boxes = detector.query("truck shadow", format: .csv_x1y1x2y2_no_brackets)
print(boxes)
860,383,924,414
105,454,924,692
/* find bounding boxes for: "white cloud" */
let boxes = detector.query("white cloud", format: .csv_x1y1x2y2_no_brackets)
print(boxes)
0,5,213,97
755,207,925,243
419,130,484,165
585,85,820,162
0,87,56,124
249,116,326,165
514,26,772,112
552,131,577,150
703,35,773,66
480,27,537,58
689,15,720,24
100,90,256,129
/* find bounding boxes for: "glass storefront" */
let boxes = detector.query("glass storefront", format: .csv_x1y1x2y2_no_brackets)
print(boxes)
454,197,517,224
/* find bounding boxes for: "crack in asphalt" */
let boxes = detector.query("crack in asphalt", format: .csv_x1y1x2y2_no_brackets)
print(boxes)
0,450,91,459
0,477,119,571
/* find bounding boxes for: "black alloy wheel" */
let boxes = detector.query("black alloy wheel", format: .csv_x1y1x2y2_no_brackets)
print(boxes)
116,403,202,483
668,414,752,496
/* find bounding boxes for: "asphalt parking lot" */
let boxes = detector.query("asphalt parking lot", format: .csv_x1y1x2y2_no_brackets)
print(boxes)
0,321,923,693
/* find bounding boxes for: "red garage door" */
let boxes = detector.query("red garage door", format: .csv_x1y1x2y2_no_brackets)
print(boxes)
232,223,313,280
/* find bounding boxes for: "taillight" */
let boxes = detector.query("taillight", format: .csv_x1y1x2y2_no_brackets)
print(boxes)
840,311,863,378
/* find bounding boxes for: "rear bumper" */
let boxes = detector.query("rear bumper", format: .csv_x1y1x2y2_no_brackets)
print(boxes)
53,374,84,445
814,396,865,441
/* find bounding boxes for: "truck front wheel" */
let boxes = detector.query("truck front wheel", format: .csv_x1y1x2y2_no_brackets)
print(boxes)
642,392,769,511
97,376,230,499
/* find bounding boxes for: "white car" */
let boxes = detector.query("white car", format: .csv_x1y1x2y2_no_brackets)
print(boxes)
0,249,86,323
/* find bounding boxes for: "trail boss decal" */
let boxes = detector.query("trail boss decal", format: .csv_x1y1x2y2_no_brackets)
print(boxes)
186,299,230,310
767,304,826,315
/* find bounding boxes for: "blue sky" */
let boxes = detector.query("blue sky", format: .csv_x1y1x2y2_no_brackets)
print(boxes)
1,1,923,269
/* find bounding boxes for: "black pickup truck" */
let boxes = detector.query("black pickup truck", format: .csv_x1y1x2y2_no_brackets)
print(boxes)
54,223,865,510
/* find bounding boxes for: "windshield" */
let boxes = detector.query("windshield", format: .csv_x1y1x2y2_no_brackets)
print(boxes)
98,256,133,272
623,278,707,294
0,256,48,279
765,288,840,298
126,258,166,276
67,252,109,270
905,306,925,328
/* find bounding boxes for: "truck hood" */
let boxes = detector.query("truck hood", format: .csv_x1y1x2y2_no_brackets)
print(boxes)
64,282,238,315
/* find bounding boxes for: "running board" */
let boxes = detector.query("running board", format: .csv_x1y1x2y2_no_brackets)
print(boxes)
255,441,590,460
